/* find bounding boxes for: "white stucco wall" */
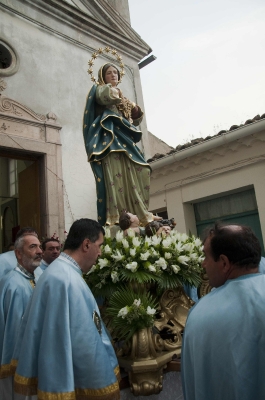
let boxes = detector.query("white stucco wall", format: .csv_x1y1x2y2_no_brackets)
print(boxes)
149,129,265,248
0,5,149,232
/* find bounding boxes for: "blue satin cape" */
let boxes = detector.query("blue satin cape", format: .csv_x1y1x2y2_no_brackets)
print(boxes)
0,267,33,378
83,85,150,225
0,251,16,281
13,255,120,400
181,273,265,400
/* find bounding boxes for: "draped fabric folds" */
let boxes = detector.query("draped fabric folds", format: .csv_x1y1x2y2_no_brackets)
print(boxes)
13,256,120,400
83,85,152,226
181,273,265,400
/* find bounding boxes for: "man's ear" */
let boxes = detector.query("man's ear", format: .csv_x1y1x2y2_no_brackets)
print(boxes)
219,254,231,273
83,238,90,251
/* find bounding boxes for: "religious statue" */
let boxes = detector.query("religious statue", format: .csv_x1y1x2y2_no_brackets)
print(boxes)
83,49,155,227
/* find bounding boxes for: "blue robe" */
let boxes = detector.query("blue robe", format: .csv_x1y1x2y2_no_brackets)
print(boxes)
34,260,48,282
181,273,265,400
259,256,265,273
0,267,34,378
0,251,16,281
83,85,151,226
13,255,120,399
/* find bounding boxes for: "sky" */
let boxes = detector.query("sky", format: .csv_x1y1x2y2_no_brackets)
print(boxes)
128,0,265,147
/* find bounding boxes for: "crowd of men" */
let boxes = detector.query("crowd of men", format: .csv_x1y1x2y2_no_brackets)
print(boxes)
0,220,120,400
0,218,265,400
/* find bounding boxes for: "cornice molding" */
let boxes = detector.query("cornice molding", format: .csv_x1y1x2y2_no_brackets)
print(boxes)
0,0,151,61
151,133,265,179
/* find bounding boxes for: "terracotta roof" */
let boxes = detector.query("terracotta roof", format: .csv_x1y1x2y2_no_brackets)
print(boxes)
147,113,265,163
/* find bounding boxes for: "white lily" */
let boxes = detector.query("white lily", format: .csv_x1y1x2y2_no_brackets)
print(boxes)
162,237,172,248
127,228,135,238
148,264,156,272
129,248,136,257
174,242,184,252
111,250,124,261
180,233,189,241
194,238,202,247
105,228,111,239
122,238,129,249
146,306,156,315
104,244,112,254
155,257,167,270
98,258,109,269
183,243,194,253
125,261,138,272
111,271,119,283
151,235,162,246
172,265,181,274
132,236,141,247
145,236,152,247
116,230,124,242
164,252,172,260
133,299,141,307
177,255,190,265
117,306,129,318
140,251,150,261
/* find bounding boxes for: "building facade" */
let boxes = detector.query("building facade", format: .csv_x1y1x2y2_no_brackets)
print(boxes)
0,0,162,251
149,116,265,255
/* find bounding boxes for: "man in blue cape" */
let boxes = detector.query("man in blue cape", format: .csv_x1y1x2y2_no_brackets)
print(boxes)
181,222,265,400
34,237,60,282
14,218,120,400
0,233,42,399
0,227,39,281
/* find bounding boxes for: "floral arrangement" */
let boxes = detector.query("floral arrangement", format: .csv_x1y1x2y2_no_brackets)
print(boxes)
106,287,158,341
85,228,204,298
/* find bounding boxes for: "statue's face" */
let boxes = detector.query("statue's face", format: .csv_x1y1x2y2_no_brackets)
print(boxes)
104,66,119,86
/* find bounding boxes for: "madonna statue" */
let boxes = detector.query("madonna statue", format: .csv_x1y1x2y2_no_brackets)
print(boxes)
83,63,154,226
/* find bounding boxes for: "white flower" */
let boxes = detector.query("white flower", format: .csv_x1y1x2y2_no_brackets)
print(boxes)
190,252,198,260
133,299,141,307
180,233,189,241
98,258,109,269
105,228,111,239
111,271,119,283
183,243,194,253
104,244,112,254
145,237,152,247
177,255,190,265
116,230,124,242
150,248,158,257
194,238,202,247
127,228,135,238
122,238,129,249
118,306,129,318
172,265,181,274
148,264,156,272
162,237,172,248
155,257,167,270
125,261,138,272
132,236,141,247
151,236,162,246
88,265,96,274
174,242,184,252
140,251,150,261
111,250,124,261
146,306,156,315
164,252,172,260
130,248,136,257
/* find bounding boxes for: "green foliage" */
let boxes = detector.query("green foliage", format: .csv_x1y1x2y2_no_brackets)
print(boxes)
106,287,158,341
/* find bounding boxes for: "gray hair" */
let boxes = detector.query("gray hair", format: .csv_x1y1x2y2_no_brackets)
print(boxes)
14,234,36,250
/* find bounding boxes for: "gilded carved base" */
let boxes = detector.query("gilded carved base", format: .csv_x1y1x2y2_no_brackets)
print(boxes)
117,287,194,396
